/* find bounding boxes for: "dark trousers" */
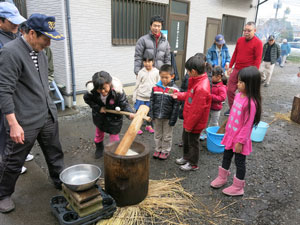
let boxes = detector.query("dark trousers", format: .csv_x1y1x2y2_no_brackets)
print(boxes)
222,149,246,180
0,114,64,199
0,111,6,154
227,68,240,108
182,129,201,166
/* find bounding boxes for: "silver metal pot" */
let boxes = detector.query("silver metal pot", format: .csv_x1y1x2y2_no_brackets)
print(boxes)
59,164,101,191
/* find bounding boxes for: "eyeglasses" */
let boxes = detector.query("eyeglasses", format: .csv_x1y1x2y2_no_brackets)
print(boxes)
243,29,253,32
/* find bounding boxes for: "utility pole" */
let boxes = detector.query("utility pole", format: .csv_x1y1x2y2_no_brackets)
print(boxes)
274,0,282,19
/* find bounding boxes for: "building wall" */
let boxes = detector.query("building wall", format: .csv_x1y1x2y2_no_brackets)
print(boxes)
186,0,257,59
26,0,257,106
26,0,71,93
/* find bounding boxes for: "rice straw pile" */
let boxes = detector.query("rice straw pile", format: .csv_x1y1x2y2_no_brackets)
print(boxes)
268,112,291,125
96,178,258,225
274,112,291,122
97,178,195,225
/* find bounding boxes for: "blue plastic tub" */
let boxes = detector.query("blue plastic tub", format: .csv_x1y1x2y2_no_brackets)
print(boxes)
251,121,269,142
206,126,225,153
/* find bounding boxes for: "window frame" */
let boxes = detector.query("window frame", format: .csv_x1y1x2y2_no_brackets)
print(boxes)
111,0,168,46
221,14,246,44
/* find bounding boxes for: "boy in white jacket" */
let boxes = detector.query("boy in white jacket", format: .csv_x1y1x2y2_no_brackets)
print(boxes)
133,54,160,134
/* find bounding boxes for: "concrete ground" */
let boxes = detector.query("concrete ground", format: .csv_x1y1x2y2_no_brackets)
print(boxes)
1,61,300,225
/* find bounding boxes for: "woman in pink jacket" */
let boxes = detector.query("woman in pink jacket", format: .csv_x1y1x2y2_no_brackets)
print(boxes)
210,66,262,196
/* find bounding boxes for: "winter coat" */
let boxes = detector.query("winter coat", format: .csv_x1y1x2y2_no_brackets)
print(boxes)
206,43,231,69
149,80,180,126
178,73,189,119
211,81,227,111
134,31,171,75
177,74,211,133
0,30,19,49
280,43,291,56
83,78,134,134
0,37,57,130
261,42,281,64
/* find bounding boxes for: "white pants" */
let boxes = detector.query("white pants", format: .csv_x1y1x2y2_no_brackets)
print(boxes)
201,110,221,135
153,119,173,153
280,55,287,67
260,61,275,85
208,110,221,127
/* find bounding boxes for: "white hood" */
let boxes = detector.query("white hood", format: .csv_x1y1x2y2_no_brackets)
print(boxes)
86,76,123,94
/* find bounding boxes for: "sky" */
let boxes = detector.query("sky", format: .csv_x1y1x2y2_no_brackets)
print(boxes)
257,0,300,25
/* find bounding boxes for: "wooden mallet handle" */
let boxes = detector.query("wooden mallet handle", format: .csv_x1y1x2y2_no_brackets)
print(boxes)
114,105,150,155
104,109,151,122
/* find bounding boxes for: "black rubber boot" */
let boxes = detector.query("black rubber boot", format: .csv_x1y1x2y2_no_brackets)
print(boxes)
95,142,104,159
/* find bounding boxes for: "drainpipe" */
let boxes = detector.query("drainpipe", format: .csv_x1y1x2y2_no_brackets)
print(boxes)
255,0,269,23
65,0,76,106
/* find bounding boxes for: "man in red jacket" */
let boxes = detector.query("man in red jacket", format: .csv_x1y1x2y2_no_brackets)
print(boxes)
172,56,211,171
225,21,263,115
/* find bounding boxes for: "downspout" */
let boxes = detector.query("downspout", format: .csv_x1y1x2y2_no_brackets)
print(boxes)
65,0,76,106
255,0,269,23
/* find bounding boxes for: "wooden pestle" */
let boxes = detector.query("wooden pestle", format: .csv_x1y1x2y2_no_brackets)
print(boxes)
104,109,151,122
114,105,150,155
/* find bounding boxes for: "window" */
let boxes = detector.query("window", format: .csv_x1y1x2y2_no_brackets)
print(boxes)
111,0,168,45
13,0,27,18
221,15,245,44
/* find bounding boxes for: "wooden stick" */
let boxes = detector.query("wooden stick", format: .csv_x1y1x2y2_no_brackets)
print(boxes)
104,109,151,122
216,118,228,134
114,105,150,155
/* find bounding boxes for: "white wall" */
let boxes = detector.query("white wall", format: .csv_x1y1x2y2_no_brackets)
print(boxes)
186,0,257,59
26,0,257,96
26,0,71,93
68,0,135,92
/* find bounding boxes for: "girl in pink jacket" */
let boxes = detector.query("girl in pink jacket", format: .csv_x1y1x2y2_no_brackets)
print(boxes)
210,66,262,196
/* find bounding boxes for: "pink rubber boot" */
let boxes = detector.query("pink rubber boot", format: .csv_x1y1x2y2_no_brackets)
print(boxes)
222,176,245,196
210,166,231,188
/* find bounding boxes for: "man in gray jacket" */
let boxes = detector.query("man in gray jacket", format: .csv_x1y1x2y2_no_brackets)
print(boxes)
259,35,281,87
0,1,26,157
0,1,35,174
134,15,171,75
0,13,65,213
0,2,25,48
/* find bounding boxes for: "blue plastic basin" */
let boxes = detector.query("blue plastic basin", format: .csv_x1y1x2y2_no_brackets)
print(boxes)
251,121,269,142
206,126,225,153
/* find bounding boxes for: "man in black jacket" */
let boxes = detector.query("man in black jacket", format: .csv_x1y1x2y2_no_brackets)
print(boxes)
259,35,281,87
0,13,65,213
134,15,171,75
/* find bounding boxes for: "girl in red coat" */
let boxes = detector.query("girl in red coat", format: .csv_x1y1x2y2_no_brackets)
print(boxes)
172,56,212,171
200,66,227,140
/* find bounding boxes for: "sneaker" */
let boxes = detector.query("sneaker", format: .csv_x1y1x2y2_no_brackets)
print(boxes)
264,83,269,87
137,130,143,135
153,151,160,159
224,109,230,116
159,152,170,160
25,154,34,162
145,126,154,133
180,162,199,171
199,134,207,141
21,166,27,174
175,157,187,165
178,142,183,147
0,196,15,213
